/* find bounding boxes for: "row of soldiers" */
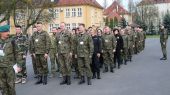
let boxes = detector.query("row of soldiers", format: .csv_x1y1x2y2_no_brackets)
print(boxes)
27,22,146,86
0,22,146,95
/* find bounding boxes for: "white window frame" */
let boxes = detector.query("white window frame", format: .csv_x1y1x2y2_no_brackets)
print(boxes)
66,24,71,29
66,8,70,17
72,8,76,17
72,23,76,29
77,8,82,17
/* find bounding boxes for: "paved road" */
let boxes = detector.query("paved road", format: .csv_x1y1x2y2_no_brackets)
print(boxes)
1,38,170,95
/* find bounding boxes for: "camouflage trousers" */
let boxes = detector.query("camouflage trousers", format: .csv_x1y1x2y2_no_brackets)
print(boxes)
49,49,60,75
122,47,128,61
128,43,134,60
134,41,139,54
161,41,167,58
72,55,80,77
35,54,48,76
16,54,27,78
31,55,38,75
0,67,16,95
77,57,92,78
103,51,114,68
58,53,72,76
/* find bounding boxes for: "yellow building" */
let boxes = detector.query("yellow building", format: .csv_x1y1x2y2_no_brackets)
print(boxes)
46,0,104,32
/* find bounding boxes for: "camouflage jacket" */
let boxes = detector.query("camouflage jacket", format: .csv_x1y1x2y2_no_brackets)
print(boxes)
160,29,168,43
75,32,93,57
101,33,116,52
0,38,18,67
55,29,73,54
122,34,129,48
13,33,28,55
31,31,51,54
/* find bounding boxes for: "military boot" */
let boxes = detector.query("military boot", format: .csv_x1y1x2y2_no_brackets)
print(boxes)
78,76,85,84
92,72,96,79
124,60,127,65
103,67,108,73
60,76,67,85
110,67,114,73
42,75,47,85
67,76,71,85
87,77,92,85
35,76,42,85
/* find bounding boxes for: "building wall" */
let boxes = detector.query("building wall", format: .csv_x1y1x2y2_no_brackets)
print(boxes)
46,5,104,32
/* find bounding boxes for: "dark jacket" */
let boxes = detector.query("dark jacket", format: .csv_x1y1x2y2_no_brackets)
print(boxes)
92,35,102,54
115,34,124,53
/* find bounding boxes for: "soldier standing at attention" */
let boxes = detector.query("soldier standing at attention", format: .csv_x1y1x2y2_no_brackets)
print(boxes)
134,26,139,54
91,29,102,79
102,26,116,73
121,29,129,65
97,29,104,68
14,25,28,84
113,28,124,69
127,26,135,61
49,27,58,78
72,28,80,79
75,24,93,85
31,22,51,85
0,25,20,95
159,24,168,60
29,25,38,78
56,22,73,85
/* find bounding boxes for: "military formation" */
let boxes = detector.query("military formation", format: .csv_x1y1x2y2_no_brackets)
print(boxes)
0,21,168,95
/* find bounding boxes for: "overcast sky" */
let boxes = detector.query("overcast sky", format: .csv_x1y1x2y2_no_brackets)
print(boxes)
96,0,142,10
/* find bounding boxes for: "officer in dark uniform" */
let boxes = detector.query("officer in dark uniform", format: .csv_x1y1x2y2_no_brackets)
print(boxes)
113,28,124,69
91,29,102,79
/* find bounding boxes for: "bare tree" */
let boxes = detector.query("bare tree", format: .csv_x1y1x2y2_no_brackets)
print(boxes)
0,0,58,34
137,1,159,30
128,0,135,14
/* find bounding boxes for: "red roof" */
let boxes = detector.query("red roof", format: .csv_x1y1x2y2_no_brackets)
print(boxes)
103,1,129,15
107,11,122,20
138,0,170,6
54,0,103,9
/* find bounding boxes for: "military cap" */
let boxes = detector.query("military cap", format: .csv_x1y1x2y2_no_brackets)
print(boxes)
0,25,10,32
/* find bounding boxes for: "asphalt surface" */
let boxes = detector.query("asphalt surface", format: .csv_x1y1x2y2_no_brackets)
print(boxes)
1,38,170,95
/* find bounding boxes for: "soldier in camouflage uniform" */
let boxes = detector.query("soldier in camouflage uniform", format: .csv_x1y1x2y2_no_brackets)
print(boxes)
102,26,116,73
134,27,140,54
72,28,80,79
29,26,38,78
121,29,129,65
14,25,28,84
138,27,145,51
159,24,168,60
0,25,19,95
127,26,135,61
55,22,73,85
49,27,58,78
31,22,51,85
75,24,93,85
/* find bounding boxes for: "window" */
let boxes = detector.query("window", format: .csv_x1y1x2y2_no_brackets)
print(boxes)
49,24,60,32
66,24,71,29
66,8,70,17
77,8,82,17
55,24,59,28
54,9,59,18
72,23,76,29
72,8,76,17
49,24,54,32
